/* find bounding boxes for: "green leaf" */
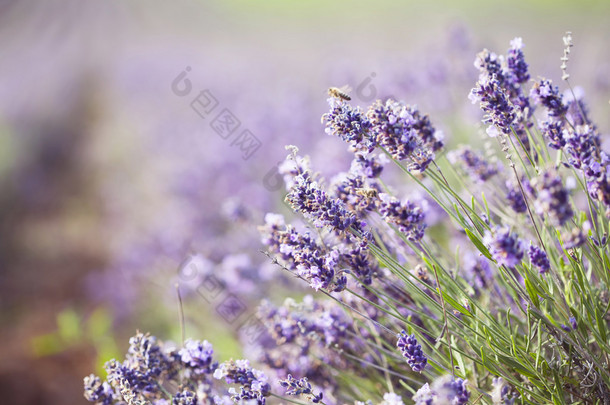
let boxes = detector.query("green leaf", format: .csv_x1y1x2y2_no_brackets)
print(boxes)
524,277,540,307
464,228,492,260
596,306,607,341
442,292,471,317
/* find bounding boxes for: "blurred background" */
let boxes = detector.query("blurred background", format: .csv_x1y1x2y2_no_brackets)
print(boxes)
0,0,608,403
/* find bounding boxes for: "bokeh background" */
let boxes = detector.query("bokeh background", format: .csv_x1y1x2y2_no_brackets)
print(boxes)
0,0,609,403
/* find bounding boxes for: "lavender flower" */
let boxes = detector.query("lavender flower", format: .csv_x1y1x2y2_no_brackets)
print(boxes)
565,124,602,170
474,49,505,82
255,297,359,396
379,194,426,242
279,375,324,403
413,376,470,405
585,157,610,207
570,316,577,330
173,389,197,405
469,75,517,136
530,79,568,118
506,37,530,85
351,153,386,179
449,146,499,182
103,333,176,397
322,98,373,151
443,378,470,405
413,383,434,405
85,333,231,405
530,171,573,226
484,226,525,268
505,180,527,213
213,359,270,404
366,99,443,172
491,377,516,405
260,212,371,292
464,253,494,295
397,330,427,372
381,392,404,405
179,339,217,375
331,172,380,217
84,374,115,405
528,244,550,273
540,120,565,150
286,170,358,234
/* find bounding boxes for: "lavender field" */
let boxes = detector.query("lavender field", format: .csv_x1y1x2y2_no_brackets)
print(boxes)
1,1,610,404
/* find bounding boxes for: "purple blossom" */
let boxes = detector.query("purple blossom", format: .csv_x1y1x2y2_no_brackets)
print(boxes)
259,212,374,291
366,99,443,172
506,37,530,85
87,333,227,405
179,339,217,375
104,333,177,396
322,98,373,151
530,79,568,118
484,226,526,268
449,146,499,182
586,159,610,207
255,297,360,395
492,377,515,405
473,42,530,115
413,383,434,405
379,193,426,242
258,296,352,348
570,316,577,330
464,253,494,295
341,241,377,285
505,180,527,214
213,359,270,403
351,153,386,178
540,120,565,150
413,376,470,405
397,330,427,372
565,124,601,170
331,172,380,218
469,75,517,136
173,389,197,405
83,374,115,405
279,374,323,403
528,244,550,273
530,171,573,226
444,378,470,405
474,49,504,81
286,171,359,234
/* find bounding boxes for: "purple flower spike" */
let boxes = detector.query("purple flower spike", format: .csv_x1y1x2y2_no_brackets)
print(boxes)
379,194,426,242
530,79,568,119
469,75,517,136
179,339,217,375
506,37,530,85
528,244,550,274
397,330,427,372
484,226,525,269
279,374,324,403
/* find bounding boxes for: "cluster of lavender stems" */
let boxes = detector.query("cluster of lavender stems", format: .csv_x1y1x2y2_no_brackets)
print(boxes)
84,35,610,405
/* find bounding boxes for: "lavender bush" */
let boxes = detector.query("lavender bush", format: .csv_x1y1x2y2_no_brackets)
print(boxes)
85,34,610,404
